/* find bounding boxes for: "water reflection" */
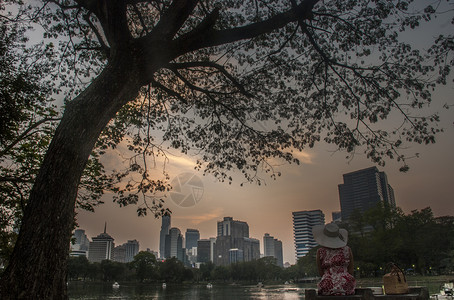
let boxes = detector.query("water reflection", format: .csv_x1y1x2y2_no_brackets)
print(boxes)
68,282,307,299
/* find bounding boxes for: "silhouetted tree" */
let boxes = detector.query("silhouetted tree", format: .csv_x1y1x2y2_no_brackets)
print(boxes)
130,251,158,282
1,1,452,298
100,260,125,282
67,256,90,281
158,257,186,282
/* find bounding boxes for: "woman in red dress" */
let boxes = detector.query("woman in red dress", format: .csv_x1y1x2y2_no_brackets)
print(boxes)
312,223,356,296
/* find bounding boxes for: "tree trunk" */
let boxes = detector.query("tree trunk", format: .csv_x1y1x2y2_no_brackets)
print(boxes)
0,54,142,299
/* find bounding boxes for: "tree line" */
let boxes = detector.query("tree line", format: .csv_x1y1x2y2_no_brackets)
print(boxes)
298,206,454,278
68,253,304,283
68,253,192,283
61,206,454,284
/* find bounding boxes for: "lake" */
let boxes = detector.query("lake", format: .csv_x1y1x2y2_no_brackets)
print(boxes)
68,282,311,299
68,278,448,299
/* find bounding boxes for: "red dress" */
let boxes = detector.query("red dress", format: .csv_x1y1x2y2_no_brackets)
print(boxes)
317,246,356,295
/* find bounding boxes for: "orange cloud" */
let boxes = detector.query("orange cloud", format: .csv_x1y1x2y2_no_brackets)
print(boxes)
173,208,224,225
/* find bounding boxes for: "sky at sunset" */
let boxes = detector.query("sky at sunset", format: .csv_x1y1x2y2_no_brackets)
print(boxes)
77,101,453,265
75,2,454,265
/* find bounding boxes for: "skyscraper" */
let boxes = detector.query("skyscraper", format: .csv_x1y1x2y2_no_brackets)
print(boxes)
292,210,325,259
113,244,127,263
197,239,211,263
338,166,396,221
263,233,284,267
125,239,139,262
214,217,259,265
184,229,200,265
167,227,184,262
263,233,275,257
274,239,283,268
159,215,171,259
185,229,200,250
70,229,90,257
217,217,249,238
88,223,115,263
113,240,139,263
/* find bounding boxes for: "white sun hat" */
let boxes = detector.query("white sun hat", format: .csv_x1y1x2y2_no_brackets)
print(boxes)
312,223,348,249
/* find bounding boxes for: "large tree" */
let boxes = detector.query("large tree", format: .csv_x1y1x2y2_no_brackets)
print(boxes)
1,0,452,298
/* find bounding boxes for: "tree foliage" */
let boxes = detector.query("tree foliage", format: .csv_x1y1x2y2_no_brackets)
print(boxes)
348,206,454,277
130,251,158,282
0,19,119,266
1,0,454,298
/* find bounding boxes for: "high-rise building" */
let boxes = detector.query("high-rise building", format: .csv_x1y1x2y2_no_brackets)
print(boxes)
88,223,115,263
113,244,127,262
214,217,259,265
263,233,283,267
70,229,90,257
125,239,139,262
185,230,199,266
338,166,396,221
166,227,184,262
292,210,325,259
159,215,171,259
113,239,139,263
229,248,244,263
185,229,200,250
243,237,260,263
332,211,342,223
217,217,249,239
274,239,283,268
263,233,275,257
197,239,211,263
209,237,216,262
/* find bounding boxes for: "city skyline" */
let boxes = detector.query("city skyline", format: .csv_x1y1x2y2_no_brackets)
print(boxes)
77,133,454,265
52,0,453,266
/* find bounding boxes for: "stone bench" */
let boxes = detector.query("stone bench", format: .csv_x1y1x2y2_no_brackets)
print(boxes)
305,287,429,300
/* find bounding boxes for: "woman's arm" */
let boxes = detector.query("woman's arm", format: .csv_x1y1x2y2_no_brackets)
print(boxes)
316,249,323,277
347,247,354,275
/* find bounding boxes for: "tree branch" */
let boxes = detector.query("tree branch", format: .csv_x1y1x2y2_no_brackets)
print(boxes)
83,12,110,57
152,0,199,40
173,0,320,55
0,117,61,158
167,61,253,98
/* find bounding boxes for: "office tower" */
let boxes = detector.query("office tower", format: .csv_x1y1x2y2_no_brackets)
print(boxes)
338,166,396,221
70,229,90,257
114,240,139,263
125,239,139,262
186,246,197,266
332,211,342,223
217,217,249,239
263,233,283,267
209,237,216,262
113,244,127,262
215,217,260,265
159,215,171,259
197,239,211,263
263,233,275,257
185,229,200,250
229,248,244,263
88,223,115,262
243,237,260,263
274,239,283,268
166,227,184,261
292,210,325,259
185,229,199,265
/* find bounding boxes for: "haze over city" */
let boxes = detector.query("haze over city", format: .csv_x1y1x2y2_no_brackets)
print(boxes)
73,0,454,265
77,106,454,265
